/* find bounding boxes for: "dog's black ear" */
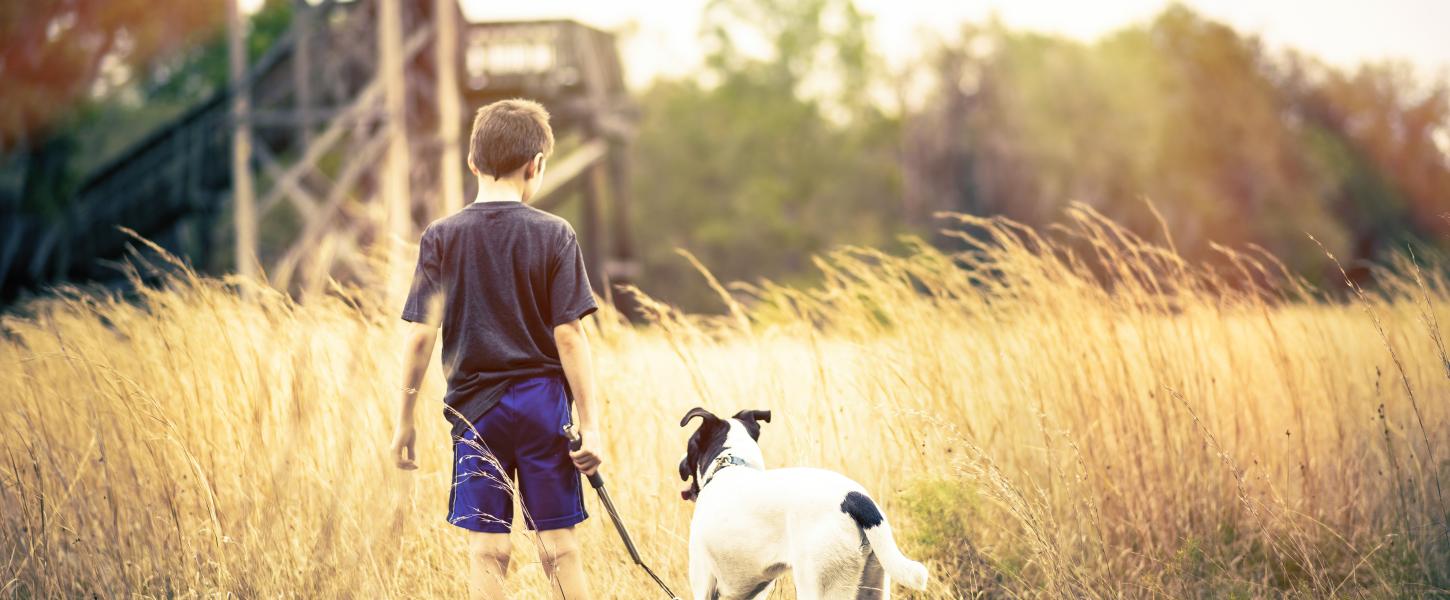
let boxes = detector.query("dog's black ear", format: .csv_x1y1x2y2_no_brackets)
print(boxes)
731,409,772,441
680,407,719,428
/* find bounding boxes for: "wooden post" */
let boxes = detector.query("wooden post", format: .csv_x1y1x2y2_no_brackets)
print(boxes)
583,163,608,296
434,0,465,216
606,147,636,315
227,0,257,281
293,0,315,146
378,0,413,287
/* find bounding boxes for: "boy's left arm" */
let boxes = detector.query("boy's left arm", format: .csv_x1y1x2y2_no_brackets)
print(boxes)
393,226,441,470
390,320,438,470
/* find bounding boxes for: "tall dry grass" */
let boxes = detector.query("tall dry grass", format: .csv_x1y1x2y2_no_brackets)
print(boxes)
3,206,1448,598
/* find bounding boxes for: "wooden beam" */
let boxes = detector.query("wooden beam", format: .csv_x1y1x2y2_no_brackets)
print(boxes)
292,0,316,146
0,219,22,290
270,134,390,289
253,24,430,218
434,0,465,216
605,144,637,313
248,107,357,128
299,230,339,299
583,162,607,296
252,141,320,220
379,0,414,290
255,82,381,217
228,0,258,281
532,138,608,204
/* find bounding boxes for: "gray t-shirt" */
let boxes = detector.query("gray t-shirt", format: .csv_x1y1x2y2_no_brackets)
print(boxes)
401,201,597,436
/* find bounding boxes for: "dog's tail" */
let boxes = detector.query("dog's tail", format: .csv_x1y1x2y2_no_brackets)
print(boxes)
840,491,929,590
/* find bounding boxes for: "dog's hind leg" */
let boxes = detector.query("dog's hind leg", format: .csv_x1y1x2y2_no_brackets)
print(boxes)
689,533,717,600
687,568,716,597
854,551,888,600
731,578,777,600
793,569,822,600
801,552,887,600
793,556,854,600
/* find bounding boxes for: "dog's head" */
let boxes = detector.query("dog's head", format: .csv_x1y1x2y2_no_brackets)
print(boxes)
678,407,771,502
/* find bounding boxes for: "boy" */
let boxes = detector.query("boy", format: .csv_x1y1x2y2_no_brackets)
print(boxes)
389,98,603,600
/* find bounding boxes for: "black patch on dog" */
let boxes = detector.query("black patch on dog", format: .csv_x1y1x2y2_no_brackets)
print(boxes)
731,409,772,440
841,491,884,529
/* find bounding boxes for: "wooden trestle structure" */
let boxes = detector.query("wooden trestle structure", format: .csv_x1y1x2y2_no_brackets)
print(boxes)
5,0,636,305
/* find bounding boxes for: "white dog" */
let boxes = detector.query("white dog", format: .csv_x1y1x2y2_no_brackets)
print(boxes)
677,407,929,599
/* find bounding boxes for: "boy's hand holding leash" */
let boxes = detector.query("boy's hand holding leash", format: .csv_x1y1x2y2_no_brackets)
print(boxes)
564,425,682,599
569,427,604,475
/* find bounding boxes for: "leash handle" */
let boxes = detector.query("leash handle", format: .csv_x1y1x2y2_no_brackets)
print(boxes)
562,424,605,488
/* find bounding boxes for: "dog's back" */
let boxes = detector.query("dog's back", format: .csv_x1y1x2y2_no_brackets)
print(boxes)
692,467,929,594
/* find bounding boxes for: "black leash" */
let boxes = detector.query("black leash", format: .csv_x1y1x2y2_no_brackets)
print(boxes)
564,425,682,600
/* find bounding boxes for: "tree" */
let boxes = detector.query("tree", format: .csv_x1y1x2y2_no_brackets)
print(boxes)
1283,58,1450,260
0,0,223,151
630,0,905,311
2,1,291,216
902,5,1448,284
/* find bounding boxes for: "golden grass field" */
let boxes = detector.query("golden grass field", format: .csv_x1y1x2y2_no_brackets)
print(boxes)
3,208,1448,598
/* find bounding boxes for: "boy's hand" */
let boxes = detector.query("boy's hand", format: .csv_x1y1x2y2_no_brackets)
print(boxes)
569,428,604,476
390,423,418,470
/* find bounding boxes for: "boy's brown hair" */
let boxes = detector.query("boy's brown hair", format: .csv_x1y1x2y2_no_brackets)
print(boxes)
467,99,555,179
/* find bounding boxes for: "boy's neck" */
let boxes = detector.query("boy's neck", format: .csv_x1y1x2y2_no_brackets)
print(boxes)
473,176,527,205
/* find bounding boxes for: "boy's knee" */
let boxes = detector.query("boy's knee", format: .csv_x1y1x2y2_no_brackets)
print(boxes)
537,528,581,573
469,533,512,570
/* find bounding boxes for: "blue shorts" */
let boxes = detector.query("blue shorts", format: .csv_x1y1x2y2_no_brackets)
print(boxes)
448,376,588,533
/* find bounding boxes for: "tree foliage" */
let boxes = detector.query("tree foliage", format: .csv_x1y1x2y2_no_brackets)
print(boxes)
5,0,1446,306
630,0,903,311
1,0,291,216
0,0,223,150
904,6,1450,283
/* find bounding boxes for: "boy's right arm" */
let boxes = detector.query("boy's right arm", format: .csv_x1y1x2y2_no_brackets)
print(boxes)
555,319,603,475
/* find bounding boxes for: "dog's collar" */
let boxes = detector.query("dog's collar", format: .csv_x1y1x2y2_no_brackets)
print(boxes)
699,454,755,490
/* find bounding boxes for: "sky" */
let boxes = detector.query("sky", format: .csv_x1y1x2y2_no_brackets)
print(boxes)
450,0,1450,90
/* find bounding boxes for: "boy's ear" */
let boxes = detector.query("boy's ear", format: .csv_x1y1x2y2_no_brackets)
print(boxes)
524,153,545,180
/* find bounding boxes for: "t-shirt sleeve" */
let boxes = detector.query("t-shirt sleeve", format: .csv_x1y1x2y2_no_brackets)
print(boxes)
401,226,442,325
549,231,598,327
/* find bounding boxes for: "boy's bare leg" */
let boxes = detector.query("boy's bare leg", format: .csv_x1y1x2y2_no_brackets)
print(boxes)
469,532,513,600
538,527,591,600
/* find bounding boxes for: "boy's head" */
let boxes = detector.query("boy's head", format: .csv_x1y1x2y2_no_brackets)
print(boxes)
468,98,555,201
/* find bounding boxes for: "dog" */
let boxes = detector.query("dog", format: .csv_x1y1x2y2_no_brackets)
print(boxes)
678,407,929,599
